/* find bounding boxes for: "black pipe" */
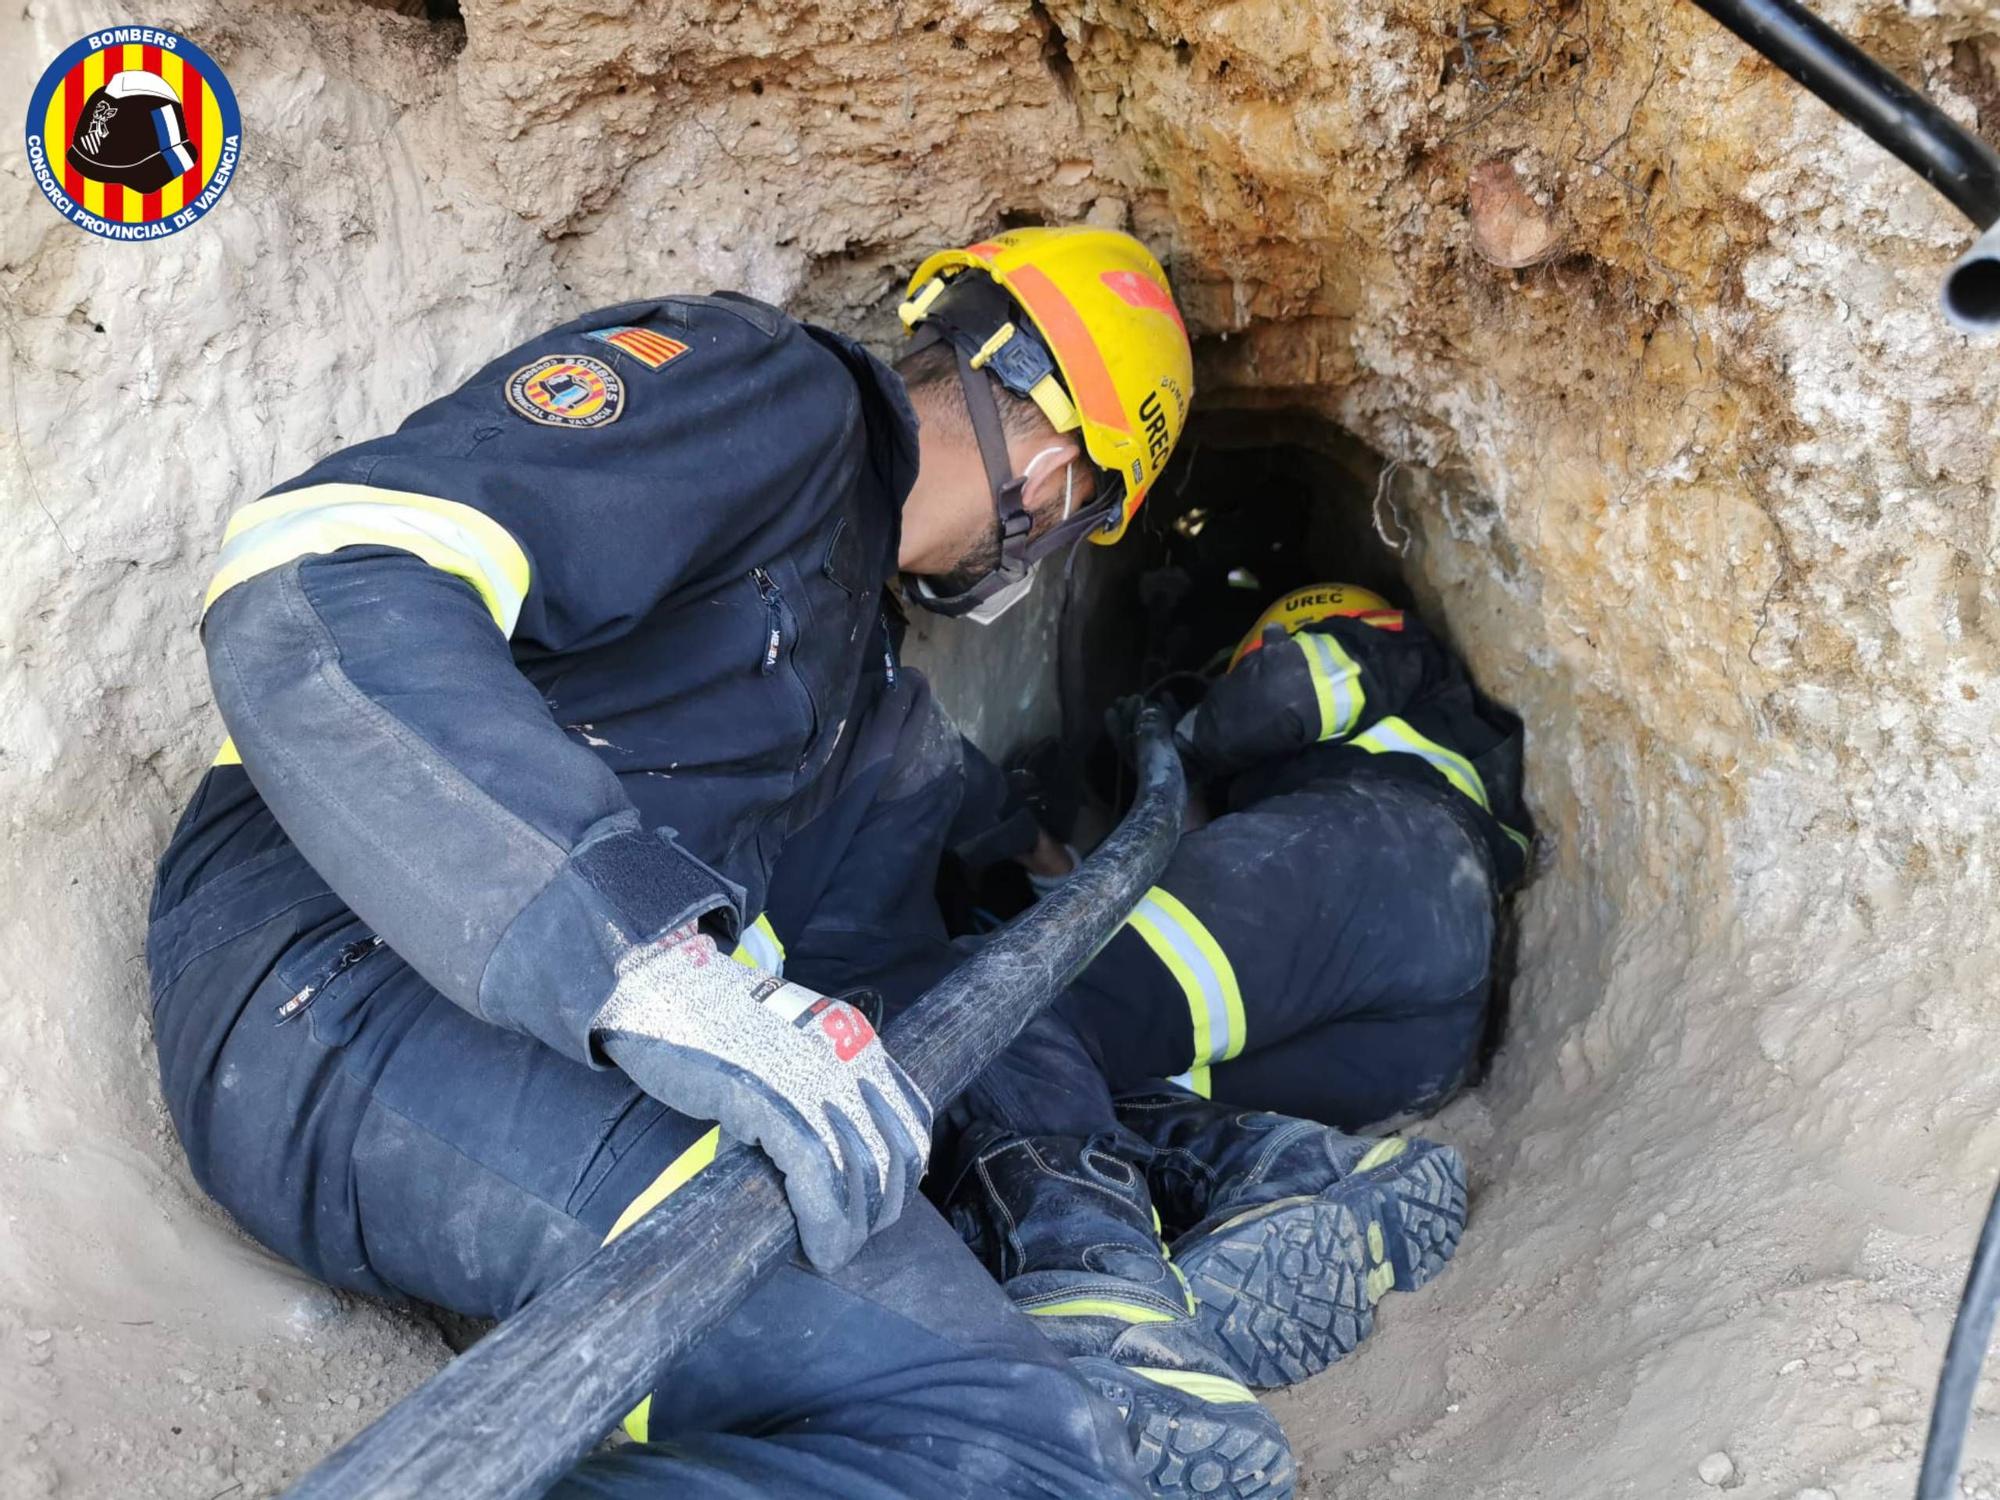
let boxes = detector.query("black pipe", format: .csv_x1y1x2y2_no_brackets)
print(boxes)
286,706,1187,1500
1941,222,2000,331
1916,1179,2000,1498
1685,0,2000,229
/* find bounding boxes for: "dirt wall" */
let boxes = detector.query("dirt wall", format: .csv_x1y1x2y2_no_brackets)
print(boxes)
3,0,1997,1493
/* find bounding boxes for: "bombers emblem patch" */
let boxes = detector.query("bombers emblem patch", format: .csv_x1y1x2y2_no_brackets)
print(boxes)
505,355,625,429
24,26,242,240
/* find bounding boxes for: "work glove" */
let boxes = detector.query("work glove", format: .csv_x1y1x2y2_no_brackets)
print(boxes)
593,924,932,1273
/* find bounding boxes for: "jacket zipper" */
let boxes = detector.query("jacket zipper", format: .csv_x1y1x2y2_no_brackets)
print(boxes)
276,934,384,1026
750,566,821,771
750,567,784,675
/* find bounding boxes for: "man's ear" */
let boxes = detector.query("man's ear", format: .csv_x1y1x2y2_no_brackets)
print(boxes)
1018,432,1088,521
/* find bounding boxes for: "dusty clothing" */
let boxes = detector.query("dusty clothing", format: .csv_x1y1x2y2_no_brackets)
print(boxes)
148,297,1141,1499
188,293,915,1066
1185,609,1531,888
1056,764,1499,1128
969,608,1527,1134
147,733,1140,1500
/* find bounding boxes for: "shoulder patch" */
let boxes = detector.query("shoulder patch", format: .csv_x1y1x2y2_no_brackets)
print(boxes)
586,325,691,370
505,355,624,429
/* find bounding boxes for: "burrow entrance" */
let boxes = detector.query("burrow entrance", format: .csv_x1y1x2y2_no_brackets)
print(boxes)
925,405,1526,1074
1064,407,1423,715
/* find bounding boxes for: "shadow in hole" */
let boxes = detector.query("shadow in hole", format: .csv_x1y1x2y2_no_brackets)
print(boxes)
966,405,1530,1092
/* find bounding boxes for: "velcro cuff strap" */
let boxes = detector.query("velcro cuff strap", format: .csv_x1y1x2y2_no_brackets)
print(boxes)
570,826,743,946
480,825,744,1066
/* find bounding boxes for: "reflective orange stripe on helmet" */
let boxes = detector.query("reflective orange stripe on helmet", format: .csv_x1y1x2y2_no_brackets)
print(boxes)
902,226,1194,544
1229,583,1404,669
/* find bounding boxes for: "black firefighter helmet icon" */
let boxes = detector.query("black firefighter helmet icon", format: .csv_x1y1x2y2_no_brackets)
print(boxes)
66,69,196,194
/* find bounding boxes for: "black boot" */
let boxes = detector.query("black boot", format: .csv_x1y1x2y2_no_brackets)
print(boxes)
945,1125,1296,1500
1117,1088,1467,1389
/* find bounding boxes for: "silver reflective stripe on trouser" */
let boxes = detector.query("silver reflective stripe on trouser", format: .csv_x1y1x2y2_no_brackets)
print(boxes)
1351,715,1532,859
1294,629,1364,741
728,912,786,977
1122,887,1246,1099
203,484,534,766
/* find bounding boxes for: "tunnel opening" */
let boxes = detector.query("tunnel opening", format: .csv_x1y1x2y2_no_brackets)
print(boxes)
1075,406,1422,703
929,405,1531,1100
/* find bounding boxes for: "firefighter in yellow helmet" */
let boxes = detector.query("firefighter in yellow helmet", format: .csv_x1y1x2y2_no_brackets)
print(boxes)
896,230,1304,1500
153,220,1258,1500
894,226,1195,620
945,578,1529,1440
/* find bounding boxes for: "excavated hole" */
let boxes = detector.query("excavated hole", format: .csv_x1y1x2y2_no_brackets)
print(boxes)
974,405,1525,1072
1054,405,1442,756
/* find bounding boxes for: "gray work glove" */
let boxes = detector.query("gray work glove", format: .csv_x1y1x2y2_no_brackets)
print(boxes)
594,924,932,1272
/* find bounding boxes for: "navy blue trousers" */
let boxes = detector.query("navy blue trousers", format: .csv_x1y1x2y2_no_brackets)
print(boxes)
146,686,1139,1499
960,765,1498,1140
1058,766,1497,1129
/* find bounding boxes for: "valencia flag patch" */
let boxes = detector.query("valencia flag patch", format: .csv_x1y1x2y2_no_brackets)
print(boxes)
586,325,690,370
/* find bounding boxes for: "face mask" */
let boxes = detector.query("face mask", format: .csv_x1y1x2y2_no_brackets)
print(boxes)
962,569,1039,625
962,452,1074,627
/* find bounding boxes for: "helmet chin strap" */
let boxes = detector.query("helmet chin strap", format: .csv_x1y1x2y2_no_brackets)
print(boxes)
910,343,1111,619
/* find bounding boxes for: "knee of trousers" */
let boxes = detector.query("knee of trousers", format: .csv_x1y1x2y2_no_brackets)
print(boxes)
953,1008,1120,1140
148,851,392,1295
631,1199,1148,1499
148,851,711,1317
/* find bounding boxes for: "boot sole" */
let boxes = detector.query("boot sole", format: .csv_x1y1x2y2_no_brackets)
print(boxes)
1072,1356,1297,1500
1173,1142,1467,1389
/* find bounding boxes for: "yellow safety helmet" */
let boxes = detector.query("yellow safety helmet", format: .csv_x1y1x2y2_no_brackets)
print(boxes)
900,227,1194,603
1228,582,1404,669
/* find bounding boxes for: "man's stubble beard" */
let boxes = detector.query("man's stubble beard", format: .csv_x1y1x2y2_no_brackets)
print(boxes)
918,464,1091,597
926,521,1003,599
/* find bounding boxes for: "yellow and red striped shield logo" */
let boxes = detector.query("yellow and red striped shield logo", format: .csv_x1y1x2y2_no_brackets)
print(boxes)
25,27,242,240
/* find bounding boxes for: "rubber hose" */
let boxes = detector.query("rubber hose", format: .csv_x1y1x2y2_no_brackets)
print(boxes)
285,706,1187,1500
1917,1178,2000,1498
1686,0,2000,228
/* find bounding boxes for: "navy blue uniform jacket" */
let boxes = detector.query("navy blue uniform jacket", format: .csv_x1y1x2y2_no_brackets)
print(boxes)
164,294,919,1067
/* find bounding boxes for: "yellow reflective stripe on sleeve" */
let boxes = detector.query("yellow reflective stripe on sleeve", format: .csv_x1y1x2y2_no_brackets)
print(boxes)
1124,887,1246,1068
1024,1298,1178,1324
1168,1066,1213,1098
727,913,786,977
1352,716,1491,811
213,738,242,767
204,484,532,636
1503,824,1532,858
1294,630,1364,741
601,1123,723,1444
